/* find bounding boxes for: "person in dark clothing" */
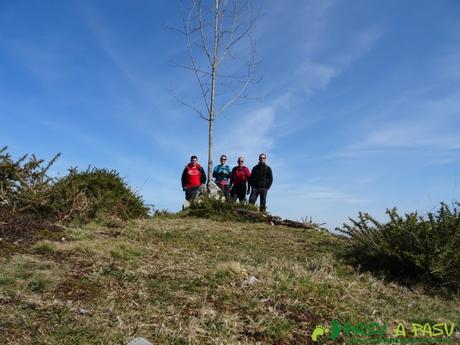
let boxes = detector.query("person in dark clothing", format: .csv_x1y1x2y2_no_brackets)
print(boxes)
249,153,273,212
230,156,251,202
181,155,206,201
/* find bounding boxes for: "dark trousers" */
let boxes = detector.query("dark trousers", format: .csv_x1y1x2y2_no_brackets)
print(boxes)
185,186,199,201
231,183,247,202
249,187,268,212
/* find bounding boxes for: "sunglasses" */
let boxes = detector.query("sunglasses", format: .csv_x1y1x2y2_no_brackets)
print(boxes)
259,157,266,160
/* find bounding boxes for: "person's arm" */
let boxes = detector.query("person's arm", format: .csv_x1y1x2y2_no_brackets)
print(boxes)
249,166,256,187
246,167,251,194
181,167,187,189
267,166,273,190
230,167,235,187
200,166,207,184
246,167,251,188
212,166,218,179
247,166,256,195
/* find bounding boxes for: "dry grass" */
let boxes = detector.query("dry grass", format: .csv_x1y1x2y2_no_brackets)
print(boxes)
0,217,459,344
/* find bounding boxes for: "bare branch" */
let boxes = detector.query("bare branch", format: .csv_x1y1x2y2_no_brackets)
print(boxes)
219,1,260,64
170,89,210,121
217,0,239,64
170,60,212,76
164,25,186,36
185,3,211,116
217,35,257,115
196,0,213,65
173,0,262,182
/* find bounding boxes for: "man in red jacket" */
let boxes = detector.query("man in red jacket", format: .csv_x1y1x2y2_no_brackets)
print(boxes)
230,156,251,202
181,155,207,201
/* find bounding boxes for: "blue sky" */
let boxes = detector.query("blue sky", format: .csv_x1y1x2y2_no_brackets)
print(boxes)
1,0,459,230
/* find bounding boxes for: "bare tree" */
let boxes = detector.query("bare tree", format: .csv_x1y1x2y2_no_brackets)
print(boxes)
173,0,261,183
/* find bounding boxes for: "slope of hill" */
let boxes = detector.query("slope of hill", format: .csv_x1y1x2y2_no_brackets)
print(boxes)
0,217,459,344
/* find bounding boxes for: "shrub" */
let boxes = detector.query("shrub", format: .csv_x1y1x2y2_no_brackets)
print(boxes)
49,167,150,223
1,147,150,229
337,203,460,290
184,194,261,222
0,146,59,218
0,147,60,240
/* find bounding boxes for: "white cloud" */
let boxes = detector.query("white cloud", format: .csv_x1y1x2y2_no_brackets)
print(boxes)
297,61,337,91
359,124,460,150
298,0,339,56
215,106,276,161
269,183,367,230
297,25,384,93
355,93,460,151
7,38,76,84
314,91,460,160
274,184,365,203
338,27,384,66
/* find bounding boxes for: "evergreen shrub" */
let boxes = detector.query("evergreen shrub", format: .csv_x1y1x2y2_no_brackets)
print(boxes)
185,194,260,222
337,203,460,290
0,146,58,218
0,147,150,229
49,167,150,223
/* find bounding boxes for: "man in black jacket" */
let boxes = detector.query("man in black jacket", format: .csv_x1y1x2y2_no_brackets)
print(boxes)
249,153,273,212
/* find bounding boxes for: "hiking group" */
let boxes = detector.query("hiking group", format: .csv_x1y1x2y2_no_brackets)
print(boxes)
181,153,273,212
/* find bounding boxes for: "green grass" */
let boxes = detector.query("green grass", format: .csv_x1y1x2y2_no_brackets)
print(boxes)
0,216,459,344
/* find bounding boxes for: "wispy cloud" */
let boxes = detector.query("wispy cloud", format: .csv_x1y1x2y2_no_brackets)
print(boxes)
76,1,173,114
298,0,338,55
270,183,367,229
354,92,460,151
215,106,276,161
77,2,141,88
274,183,366,203
356,123,460,150
297,25,384,94
311,90,460,161
6,37,78,85
297,61,336,91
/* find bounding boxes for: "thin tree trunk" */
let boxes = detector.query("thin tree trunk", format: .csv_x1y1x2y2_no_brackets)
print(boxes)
207,116,214,185
178,0,258,185
207,0,220,185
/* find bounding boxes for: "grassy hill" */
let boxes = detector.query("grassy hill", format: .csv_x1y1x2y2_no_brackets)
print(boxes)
0,216,459,344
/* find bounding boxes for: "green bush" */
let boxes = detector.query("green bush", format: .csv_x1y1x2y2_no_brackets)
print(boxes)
1,147,150,228
0,146,59,218
49,167,150,223
337,203,460,290
184,194,261,222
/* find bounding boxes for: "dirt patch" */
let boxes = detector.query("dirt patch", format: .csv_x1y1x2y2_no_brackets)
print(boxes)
0,208,65,250
54,274,101,302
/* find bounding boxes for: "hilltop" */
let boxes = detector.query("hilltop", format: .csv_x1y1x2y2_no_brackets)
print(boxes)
0,216,459,344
